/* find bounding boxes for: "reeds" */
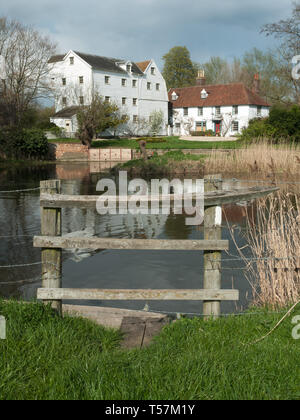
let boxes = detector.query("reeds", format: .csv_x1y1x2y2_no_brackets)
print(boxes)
205,140,300,176
237,192,300,307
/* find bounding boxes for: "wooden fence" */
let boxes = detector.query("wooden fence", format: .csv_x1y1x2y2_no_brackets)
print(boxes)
34,177,278,319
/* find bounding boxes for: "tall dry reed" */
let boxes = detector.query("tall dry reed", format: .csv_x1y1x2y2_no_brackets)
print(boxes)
236,192,300,307
205,140,300,176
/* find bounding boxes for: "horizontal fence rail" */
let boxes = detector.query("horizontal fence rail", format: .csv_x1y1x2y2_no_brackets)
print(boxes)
39,186,279,209
37,288,239,301
33,236,229,251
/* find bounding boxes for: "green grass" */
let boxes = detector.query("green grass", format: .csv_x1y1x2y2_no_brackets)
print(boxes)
48,138,81,143
91,136,244,150
0,299,299,400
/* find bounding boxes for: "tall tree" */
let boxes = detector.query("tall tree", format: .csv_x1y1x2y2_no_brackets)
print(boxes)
162,46,198,89
0,17,56,127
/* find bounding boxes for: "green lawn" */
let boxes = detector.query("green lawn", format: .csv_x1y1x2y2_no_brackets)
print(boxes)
0,299,299,400
91,137,244,150
47,136,243,149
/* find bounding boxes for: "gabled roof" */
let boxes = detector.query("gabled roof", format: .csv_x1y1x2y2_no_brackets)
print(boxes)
136,60,151,73
48,54,65,63
169,83,270,108
48,51,144,75
52,106,80,118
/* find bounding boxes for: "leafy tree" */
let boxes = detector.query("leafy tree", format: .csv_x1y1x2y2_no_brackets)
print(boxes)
162,46,198,89
149,110,164,135
76,93,128,147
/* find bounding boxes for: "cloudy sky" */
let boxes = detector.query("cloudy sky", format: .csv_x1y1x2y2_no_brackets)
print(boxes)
0,0,294,68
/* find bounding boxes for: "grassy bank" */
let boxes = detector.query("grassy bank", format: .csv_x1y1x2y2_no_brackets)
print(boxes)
0,299,299,400
116,141,300,177
113,150,205,176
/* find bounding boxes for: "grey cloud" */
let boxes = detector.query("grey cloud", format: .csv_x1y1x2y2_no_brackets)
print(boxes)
0,0,293,67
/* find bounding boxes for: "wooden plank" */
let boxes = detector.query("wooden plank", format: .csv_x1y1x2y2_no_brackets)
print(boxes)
204,175,223,319
37,288,239,301
39,187,279,209
40,180,62,315
34,236,229,251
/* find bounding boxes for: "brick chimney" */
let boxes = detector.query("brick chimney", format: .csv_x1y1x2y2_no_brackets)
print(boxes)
252,73,260,95
196,70,206,86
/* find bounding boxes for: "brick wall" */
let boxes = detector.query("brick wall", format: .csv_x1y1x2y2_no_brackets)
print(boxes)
49,143,89,161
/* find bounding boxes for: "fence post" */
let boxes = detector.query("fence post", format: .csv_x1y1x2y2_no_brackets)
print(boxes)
203,174,223,319
40,180,62,315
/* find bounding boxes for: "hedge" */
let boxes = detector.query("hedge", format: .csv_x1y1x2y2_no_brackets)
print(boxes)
0,128,49,160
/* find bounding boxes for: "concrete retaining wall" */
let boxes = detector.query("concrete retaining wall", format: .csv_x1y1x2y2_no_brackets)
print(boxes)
50,143,132,162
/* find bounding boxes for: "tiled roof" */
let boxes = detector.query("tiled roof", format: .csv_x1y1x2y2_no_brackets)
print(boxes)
169,83,270,107
48,52,144,75
52,106,80,118
48,54,65,63
136,60,151,73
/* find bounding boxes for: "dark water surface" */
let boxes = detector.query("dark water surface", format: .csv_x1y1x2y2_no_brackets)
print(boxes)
0,162,258,315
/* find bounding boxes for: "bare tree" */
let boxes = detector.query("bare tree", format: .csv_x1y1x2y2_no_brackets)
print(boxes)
261,2,300,104
0,17,57,127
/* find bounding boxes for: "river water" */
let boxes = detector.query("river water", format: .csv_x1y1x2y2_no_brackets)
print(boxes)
0,162,265,316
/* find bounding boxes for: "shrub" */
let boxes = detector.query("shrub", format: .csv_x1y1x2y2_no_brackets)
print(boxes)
190,131,206,136
240,106,300,143
0,128,49,160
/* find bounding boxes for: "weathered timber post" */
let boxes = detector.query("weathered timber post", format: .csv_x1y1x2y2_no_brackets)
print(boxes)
40,180,62,315
203,174,223,319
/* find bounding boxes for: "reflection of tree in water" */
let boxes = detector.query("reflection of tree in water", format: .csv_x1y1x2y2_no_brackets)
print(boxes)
0,164,58,298
163,213,194,240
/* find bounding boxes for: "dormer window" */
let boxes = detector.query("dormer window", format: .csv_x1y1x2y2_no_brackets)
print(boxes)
201,89,208,99
171,91,178,101
126,63,132,73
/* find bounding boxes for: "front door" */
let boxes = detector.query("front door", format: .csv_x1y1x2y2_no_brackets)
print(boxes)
65,120,72,133
214,122,221,135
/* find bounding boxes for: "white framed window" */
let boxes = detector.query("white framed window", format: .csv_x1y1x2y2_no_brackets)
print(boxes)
257,106,262,116
69,57,74,65
133,115,138,123
232,121,239,132
121,78,126,87
183,107,188,116
122,97,126,105
79,96,84,105
105,76,110,84
62,97,67,106
132,79,137,88
105,96,110,103
62,78,66,86
215,106,221,116
151,67,155,75
127,64,132,72
79,76,84,84
232,105,238,115
156,83,160,91
133,98,137,106
147,82,151,90
198,107,203,116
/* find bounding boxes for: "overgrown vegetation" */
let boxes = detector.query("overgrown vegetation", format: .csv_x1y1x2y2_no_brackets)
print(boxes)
0,128,49,160
240,106,300,142
205,140,300,175
112,150,205,176
0,299,299,400
239,193,300,307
